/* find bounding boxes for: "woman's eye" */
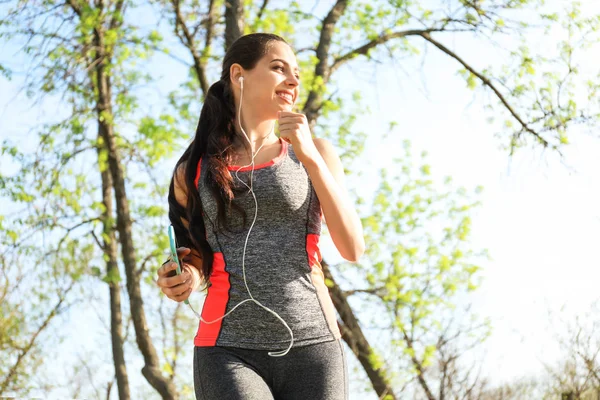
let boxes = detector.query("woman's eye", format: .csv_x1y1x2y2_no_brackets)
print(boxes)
274,66,300,80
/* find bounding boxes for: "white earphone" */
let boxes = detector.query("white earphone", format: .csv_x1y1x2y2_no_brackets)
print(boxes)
187,74,294,357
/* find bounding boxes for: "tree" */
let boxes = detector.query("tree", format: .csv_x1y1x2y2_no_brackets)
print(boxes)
0,249,76,396
2,0,599,399
543,302,600,400
0,0,187,398
478,303,600,400
335,142,488,399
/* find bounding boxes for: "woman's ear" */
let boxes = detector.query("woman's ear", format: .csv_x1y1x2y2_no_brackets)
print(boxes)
230,63,244,87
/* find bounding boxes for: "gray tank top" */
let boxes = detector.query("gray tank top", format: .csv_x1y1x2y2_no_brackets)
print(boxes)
193,139,341,350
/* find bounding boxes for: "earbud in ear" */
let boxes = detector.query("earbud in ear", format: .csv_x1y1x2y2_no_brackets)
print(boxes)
238,76,244,83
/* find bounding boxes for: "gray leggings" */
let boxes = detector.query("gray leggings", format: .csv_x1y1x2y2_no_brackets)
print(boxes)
193,339,348,400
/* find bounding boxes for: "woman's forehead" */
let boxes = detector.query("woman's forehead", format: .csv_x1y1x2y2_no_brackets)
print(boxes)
262,42,298,69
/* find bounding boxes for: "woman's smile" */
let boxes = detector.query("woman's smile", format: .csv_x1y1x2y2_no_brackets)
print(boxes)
276,90,294,104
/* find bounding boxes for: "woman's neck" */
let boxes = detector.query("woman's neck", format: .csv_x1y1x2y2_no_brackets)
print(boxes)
234,112,279,153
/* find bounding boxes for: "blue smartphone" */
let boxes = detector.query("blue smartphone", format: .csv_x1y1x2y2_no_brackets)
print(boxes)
168,225,189,305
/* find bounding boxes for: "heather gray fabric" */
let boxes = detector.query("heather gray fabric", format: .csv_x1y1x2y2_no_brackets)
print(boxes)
194,139,341,350
193,338,348,400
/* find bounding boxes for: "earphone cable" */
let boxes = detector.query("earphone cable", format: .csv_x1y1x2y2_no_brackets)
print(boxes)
187,77,294,358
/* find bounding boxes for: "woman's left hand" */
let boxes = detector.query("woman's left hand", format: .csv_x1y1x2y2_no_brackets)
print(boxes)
278,111,321,166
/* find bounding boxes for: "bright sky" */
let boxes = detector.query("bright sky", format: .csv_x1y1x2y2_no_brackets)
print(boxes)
329,0,600,387
1,0,600,398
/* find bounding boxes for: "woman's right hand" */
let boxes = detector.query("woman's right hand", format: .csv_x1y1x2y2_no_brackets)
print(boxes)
156,247,200,302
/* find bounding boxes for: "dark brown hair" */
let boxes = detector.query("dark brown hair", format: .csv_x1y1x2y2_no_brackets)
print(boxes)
168,33,288,280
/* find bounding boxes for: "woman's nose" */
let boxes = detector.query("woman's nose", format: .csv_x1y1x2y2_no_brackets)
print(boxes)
286,74,300,86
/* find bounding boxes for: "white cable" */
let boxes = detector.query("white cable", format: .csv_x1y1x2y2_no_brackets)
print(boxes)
188,78,294,357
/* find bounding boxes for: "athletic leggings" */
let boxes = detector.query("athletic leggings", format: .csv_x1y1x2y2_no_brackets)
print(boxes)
193,339,348,400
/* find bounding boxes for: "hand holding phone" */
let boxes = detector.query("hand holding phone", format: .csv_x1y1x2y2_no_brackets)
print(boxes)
168,225,183,276
156,225,193,304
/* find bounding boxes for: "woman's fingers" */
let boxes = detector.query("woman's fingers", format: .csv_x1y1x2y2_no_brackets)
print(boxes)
159,271,191,289
165,279,192,301
163,280,191,297
157,262,191,288
176,247,191,258
164,270,191,287
162,277,192,299
157,248,194,302
171,287,193,302
157,262,174,279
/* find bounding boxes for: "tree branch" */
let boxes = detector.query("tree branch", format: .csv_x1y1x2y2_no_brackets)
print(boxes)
171,0,210,97
400,326,436,400
418,31,550,149
66,0,82,17
256,0,269,22
43,217,102,258
343,286,385,297
303,0,348,129
0,283,74,394
330,28,446,74
204,0,216,53
109,0,126,31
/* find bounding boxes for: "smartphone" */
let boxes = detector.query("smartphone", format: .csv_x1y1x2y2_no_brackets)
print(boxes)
168,225,189,305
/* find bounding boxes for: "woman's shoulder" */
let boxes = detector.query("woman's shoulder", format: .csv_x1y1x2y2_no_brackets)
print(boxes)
174,162,186,184
172,162,189,208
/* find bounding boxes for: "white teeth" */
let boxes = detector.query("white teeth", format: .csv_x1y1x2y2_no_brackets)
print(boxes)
277,92,292,102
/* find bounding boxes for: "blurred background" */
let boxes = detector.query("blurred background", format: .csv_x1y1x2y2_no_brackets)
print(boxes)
1,0,599,399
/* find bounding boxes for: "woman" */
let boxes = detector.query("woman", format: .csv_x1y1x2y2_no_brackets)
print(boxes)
156,33,364,400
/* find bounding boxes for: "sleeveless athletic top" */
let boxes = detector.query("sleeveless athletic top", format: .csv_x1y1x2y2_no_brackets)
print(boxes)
193,138,341,350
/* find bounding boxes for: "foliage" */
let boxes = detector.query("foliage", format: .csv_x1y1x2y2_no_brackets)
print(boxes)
1,0,599,398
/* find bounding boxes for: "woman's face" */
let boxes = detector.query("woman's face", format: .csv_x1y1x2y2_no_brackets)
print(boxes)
233,41,300,120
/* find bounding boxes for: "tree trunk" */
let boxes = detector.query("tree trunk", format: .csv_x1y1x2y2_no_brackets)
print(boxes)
322,260,397,399
224,0,244,51
98,145,130,400
303,0,348,130
92,28,178,399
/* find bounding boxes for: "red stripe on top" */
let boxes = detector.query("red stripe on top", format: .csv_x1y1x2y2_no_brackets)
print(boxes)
306,233,322,269
194,157,202,188
194,252,230,346
227,139,287,172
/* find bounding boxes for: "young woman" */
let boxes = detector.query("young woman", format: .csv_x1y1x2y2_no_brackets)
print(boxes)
156,33,364,400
